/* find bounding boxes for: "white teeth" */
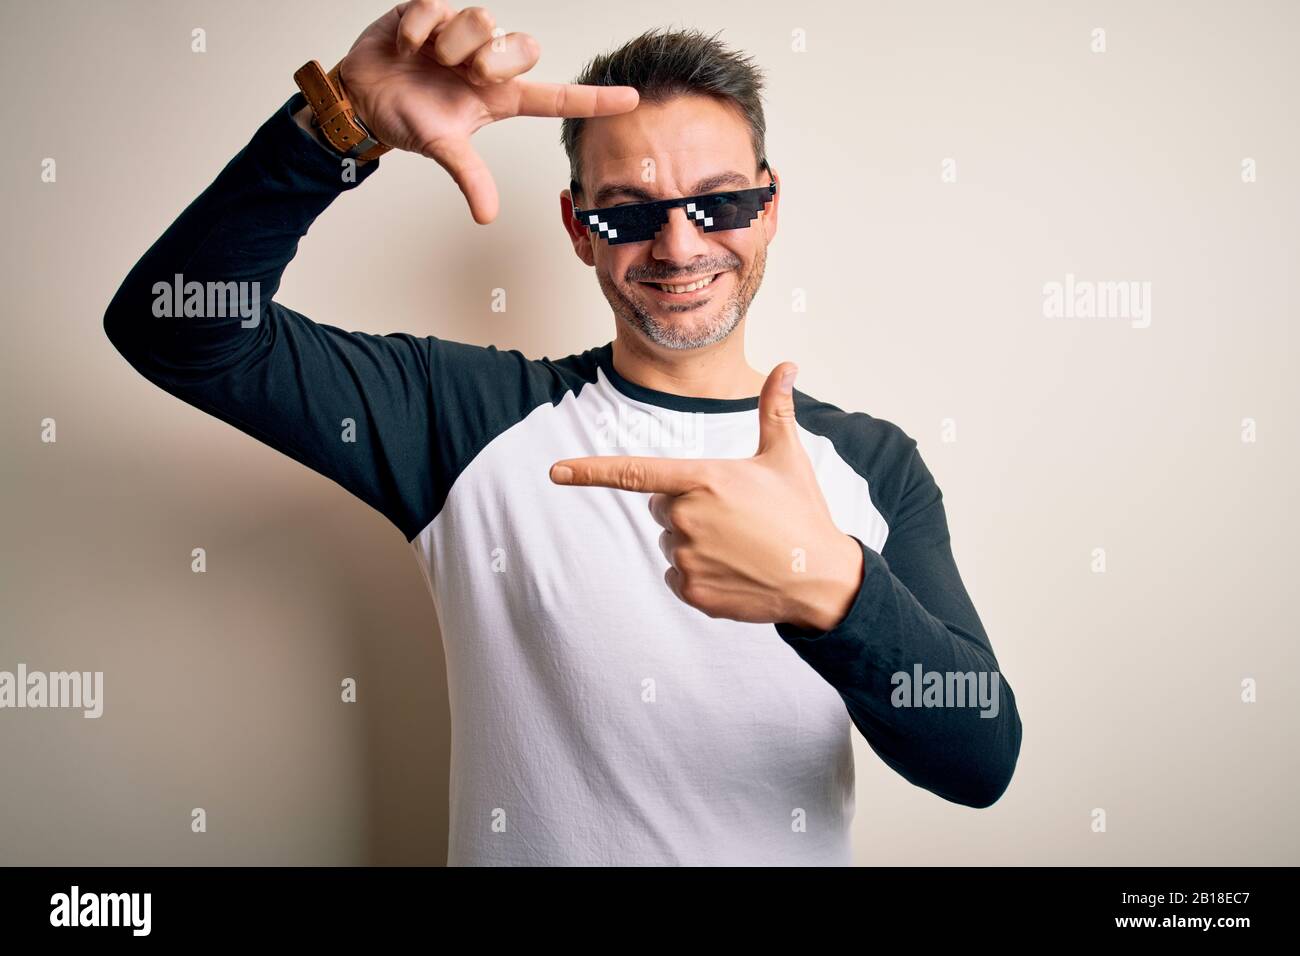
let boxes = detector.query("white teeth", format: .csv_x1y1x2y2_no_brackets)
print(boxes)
654,274,717,294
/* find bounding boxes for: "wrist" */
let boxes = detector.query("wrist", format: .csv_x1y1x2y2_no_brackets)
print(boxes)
785,532,865,633
293,103,333,150
291,102,370,166
333,58,367,129
292,58,389,163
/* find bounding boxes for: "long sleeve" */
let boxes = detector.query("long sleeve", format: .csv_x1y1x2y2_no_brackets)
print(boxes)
776,440,1023,809
103,92,440,540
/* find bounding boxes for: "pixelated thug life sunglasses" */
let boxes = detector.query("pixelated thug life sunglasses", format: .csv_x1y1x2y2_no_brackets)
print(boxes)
571,160,776,245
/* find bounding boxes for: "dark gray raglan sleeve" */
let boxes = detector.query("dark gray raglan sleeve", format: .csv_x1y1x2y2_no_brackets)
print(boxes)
776,411,1023,809
103,93,579,541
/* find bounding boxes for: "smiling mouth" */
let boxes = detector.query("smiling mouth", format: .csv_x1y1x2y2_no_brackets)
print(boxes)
637,272,724,296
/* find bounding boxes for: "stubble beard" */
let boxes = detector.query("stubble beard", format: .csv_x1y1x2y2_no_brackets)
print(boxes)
599,239,768,351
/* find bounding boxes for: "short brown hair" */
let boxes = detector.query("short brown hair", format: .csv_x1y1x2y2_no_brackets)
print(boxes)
561,26,769,205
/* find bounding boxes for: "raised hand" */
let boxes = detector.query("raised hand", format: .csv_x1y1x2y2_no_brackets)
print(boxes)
549,364,866,631
337,0,640,223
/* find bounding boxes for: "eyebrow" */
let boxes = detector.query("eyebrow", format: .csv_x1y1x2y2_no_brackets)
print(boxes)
591,171,753,208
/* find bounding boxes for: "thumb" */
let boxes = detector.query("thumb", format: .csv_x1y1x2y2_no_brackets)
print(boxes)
423,135,500,224
756,362,801,458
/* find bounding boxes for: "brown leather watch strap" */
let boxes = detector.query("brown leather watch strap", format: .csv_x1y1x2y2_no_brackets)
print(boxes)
293,59,391,162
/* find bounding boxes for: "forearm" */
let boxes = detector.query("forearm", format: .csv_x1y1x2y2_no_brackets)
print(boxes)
777,538,1022,809
100,93,446,540
104,92,379,377
293,101,331,150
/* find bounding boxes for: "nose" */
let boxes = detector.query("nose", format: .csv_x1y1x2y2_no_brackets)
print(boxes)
650,204,710,261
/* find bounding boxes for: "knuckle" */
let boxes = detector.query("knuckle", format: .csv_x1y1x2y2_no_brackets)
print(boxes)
466,56,491,83
432,38,459,65
615,462,647,492
465,6,495,31
416,134,449,161
695,462,726,495
678,580,707,608
769,405,798,427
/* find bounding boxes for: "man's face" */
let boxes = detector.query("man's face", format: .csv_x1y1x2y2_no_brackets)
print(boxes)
562,94,780,351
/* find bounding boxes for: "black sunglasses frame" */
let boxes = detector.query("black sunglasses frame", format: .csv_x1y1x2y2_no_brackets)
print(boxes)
571,159,776,245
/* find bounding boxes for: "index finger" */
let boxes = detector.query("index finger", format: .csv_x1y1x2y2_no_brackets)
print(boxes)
514,80,640,118
550,456,702,495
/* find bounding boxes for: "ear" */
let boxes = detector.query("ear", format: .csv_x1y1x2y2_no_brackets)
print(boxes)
761,165,780,245
560,188,596,267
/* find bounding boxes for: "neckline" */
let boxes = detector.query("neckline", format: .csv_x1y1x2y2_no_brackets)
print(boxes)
595,343,762,413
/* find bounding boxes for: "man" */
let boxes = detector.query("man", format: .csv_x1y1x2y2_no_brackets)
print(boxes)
104,1,1022,866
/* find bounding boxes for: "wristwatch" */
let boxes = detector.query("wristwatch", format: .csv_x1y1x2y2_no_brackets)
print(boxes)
293,59,391,162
